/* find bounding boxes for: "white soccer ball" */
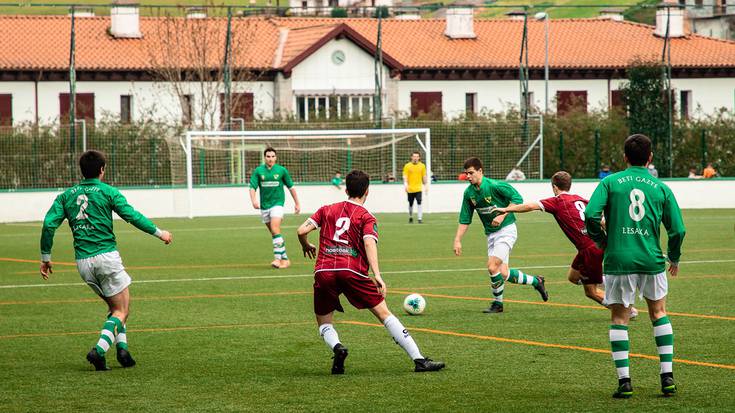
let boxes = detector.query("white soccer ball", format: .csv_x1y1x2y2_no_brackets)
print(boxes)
403,293,426,315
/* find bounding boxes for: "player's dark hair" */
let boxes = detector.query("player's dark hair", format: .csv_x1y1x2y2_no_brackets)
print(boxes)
551,171,572,191
79,150,106,179
411,151,420,156
463,157,483,171
264,147,277,156
345,170,370,198
624,134,652,166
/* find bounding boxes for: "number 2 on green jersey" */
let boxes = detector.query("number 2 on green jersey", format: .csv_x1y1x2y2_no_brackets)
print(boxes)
76,194,89,220
628,189,645,222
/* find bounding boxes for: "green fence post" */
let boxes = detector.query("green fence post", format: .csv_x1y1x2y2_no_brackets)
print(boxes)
700,129,707,169
559,131,564,171
199,148,206,185
594,129,601,177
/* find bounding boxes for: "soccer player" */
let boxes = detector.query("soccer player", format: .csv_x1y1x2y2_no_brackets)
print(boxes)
39,150,172,371
453,157,548,313
494,171,638,317
249,147,301,269
330,171,343,189
585,134,685,398
297,170,445,374
403,151,427,223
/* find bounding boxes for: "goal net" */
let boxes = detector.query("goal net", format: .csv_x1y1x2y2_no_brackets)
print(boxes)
183,128,431,217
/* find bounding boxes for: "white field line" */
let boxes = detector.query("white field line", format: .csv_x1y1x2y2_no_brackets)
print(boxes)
1,259,733,290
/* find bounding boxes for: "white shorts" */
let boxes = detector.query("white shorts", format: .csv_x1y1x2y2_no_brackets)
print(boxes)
603,272,668,308
486,223,518,264
76,251,131,298
260,205,285,224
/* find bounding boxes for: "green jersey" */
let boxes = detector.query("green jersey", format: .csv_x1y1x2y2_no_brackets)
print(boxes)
459,177,523,234
249,164,294,210
40,178,159,261
585,166,686,275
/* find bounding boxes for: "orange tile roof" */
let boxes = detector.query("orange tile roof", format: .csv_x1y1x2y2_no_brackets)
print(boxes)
0,15,734,72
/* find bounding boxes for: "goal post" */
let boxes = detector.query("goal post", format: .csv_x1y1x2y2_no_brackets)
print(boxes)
183,128,431,218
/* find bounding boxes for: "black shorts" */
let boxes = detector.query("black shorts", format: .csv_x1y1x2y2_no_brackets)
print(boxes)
407,191,422,205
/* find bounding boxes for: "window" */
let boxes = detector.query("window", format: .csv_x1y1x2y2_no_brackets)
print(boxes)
181,94,193,125
695,0,703,8
410,92,442,119
301,0,307,9
361,96,371,118
120,95,132,123
219,93,254,127
610,90,625,112
59,93,95,124
295,94,372,121
465,93,477,115
556,90,587,116
0,94,11,127
296,96,306,121
680,90,692,120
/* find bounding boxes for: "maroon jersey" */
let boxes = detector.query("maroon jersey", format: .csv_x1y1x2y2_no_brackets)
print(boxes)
539,193,596,251
308,200,379,277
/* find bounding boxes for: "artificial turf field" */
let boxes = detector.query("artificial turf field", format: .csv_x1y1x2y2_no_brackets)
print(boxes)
1,209,733,412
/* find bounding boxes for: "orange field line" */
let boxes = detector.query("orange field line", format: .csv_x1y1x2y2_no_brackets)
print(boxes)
390,290,735,321
0,321,312,340
339,320,735,370
0,257,76,266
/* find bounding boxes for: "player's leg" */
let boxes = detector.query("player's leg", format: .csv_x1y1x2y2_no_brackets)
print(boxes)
485,254,506,313
416,192,423,223
87,287,129,371
314,271,348,374
605,274,636,398
642,273,676,396
262,209,280,268
368,301,444,372
568,266,605,306
267,207,289,268
492,224,548,302
407,193,415,223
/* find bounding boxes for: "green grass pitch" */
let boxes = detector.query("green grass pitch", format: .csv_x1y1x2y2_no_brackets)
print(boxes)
1,209,733,412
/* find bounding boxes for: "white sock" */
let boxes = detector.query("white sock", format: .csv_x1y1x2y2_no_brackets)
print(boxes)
383,315,423,360
417,204,423,220
408,205,413,217
318,324,341,350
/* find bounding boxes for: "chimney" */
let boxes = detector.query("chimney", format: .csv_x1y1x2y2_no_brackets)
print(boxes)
110,0,141,39
445,7,476,39
599,8,624,21
505,10,527,21
186,7,207,19
654,2,685,38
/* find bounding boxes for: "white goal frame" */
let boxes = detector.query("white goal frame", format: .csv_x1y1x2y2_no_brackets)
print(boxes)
182,128,431,218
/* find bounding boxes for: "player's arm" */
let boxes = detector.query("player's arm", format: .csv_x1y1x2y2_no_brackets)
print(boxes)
422,165,428,192
496,202,541,215
283,169,300,214
584,181,608,249
454,192,474,255
364,237,386,296
111,190,172,244
248,172,260,209
402,164,409,192
662,188,686,277
39,195,66,279
296,219,317,259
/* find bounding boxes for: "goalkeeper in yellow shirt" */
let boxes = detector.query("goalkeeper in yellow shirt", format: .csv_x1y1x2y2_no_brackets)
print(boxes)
403,151,427,223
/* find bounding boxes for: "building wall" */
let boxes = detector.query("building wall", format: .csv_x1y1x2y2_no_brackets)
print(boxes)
291,38,389,95
0,80,275,126
2,180,733,223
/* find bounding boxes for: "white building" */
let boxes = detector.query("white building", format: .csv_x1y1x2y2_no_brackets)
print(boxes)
682,0,735,40
1,6,734,128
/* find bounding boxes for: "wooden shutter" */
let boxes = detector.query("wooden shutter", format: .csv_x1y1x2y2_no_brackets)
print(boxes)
556,90,587,116
410,92,442,119
59,93,95,124
0,94,11,126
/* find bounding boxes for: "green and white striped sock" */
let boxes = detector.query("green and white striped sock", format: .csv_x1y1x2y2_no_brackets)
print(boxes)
115,321,129,351
610,324,630,379
507,268,539,287
272,234,285,260
653,316,674,374
490,273,504,305
96,316,122,356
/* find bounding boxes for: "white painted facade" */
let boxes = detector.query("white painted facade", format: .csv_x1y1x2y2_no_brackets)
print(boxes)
2,179,733,223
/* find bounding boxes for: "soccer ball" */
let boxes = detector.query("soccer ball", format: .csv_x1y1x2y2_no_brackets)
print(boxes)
403,293,426,315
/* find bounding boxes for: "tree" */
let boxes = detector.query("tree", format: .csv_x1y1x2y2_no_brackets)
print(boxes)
146,10,260,130
620,59,670,174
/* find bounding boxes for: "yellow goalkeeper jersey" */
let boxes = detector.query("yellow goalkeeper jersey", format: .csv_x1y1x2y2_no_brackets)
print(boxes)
403,162,426,193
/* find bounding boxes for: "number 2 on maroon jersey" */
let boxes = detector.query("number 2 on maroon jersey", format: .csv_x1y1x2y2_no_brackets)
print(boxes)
333,217,351,244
